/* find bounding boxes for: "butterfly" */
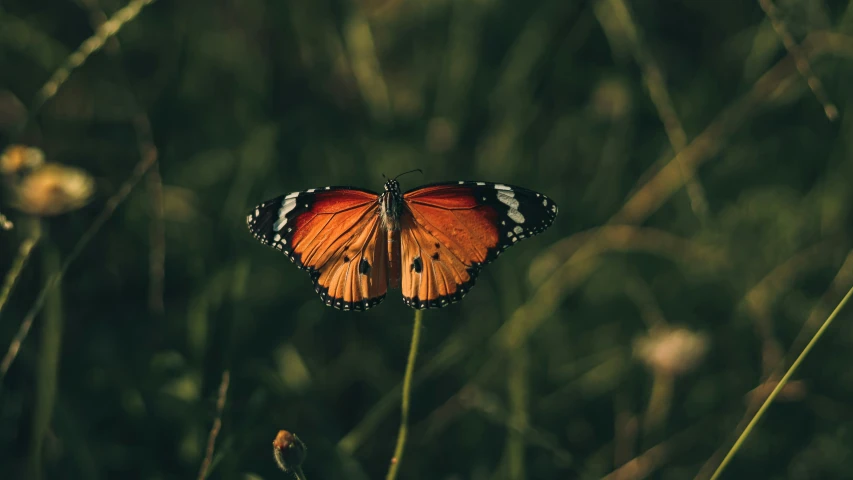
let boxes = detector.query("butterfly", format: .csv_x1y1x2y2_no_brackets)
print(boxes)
246,174,558,311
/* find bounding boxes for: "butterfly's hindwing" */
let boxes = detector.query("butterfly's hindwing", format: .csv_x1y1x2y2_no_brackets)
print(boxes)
398,210,479,309
400,181,558,309
247,186,388,311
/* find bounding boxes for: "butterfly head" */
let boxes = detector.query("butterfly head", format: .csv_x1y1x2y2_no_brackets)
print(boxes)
383,178,401,194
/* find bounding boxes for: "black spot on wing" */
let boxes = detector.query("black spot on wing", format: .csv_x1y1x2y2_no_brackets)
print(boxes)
358,258,371,275
411,256,423,273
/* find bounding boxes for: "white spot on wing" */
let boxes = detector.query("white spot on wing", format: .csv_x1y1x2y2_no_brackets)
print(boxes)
513,226,523,234
274,197,298,231
458,181,465,184
542,198,548,206
497,191,519,209
285,192,300,199
307,188,316,193
274,234,281,242
476,182,486,186
507,208,525,224
495,184,512,191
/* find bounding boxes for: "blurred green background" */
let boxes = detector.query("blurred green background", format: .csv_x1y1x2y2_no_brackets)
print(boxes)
2,0,853,478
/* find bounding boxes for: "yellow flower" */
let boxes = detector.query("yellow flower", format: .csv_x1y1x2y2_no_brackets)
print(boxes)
13,163,95,216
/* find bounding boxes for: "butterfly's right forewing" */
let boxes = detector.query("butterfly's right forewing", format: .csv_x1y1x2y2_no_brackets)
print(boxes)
399,181,558,309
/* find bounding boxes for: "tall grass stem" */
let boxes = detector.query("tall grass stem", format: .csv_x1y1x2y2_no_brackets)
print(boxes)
197,370,230,480
709,284,853,480
0,226,40,317
385,309,423,480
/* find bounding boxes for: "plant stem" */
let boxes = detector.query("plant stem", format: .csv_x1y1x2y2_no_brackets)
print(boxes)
293,466,307,480
385,309,423,480
29,237,62,479
0,227,40,317
709,284,853,480
197,370,230,480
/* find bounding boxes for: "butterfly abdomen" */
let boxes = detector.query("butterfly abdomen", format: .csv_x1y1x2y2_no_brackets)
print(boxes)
387,228,402,289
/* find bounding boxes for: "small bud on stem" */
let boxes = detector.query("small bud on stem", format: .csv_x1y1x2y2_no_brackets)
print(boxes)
273,430,307,479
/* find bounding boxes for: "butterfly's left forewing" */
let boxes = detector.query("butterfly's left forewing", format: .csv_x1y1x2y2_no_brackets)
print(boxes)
400,181,558,309
247,187,388,311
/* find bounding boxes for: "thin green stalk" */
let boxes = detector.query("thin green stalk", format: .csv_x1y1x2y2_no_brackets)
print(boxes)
29,0,157,116
385,309,423,480
197,370,230,480
709,284,853,480
29,238,62,479
0,227,40,317
292,466,307,480
506,344,529,480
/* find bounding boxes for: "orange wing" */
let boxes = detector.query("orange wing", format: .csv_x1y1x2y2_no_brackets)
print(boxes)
400,181,558,309
247,187,388,311
399,211,480,308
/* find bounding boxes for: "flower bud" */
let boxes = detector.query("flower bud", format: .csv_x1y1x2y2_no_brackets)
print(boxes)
273,430,307,473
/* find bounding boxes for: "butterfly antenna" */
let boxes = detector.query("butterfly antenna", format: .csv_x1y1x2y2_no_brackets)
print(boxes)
393,168,424,181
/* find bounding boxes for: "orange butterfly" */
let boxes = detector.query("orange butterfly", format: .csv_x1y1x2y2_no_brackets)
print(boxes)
247,177,557,310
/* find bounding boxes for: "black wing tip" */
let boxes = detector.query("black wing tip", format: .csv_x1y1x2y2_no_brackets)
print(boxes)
246,197,308,269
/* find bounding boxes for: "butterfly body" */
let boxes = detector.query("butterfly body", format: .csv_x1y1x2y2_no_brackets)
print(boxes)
380,179,404,288
247,179,557,310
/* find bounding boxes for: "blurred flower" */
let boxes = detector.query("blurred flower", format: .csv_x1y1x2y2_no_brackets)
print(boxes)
13,163,95,216
1,145,45,175
634,326,709,376
590,78,632,120
0,211,11,230
273,430,307,473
